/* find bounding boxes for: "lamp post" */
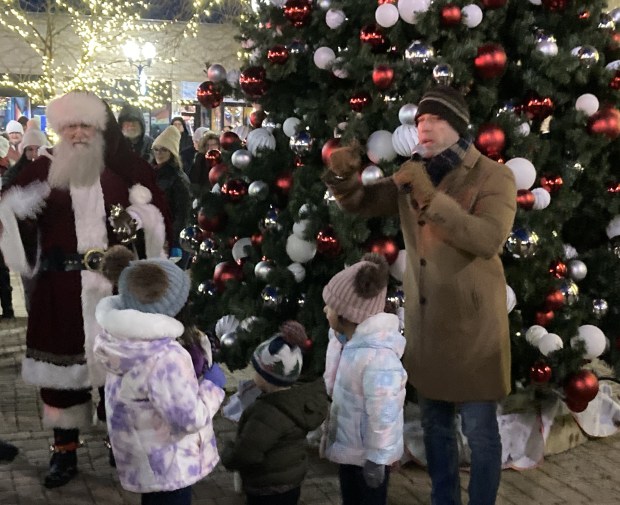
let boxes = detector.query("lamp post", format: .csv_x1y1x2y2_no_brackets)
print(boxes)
123,40,156,96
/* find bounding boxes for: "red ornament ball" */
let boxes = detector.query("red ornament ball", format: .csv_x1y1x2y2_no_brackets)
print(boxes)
239,66,268,98
482,0,507,7
474,43,507,79
321,138,341,166
516,189,535,210
564,370,599,403
220,178,249,202
542,0,568,12
204,149,221,168
219,131,241,151
196,81,223,109
249,110,266,128
316,226,342,258
350,91,372,112
540,174,563,194
475,123,506,157
372,65,394,90
607,181,620,193
283,0,312,27
303,338,313,352
588,107,620,139
549,259,567,278
267,44,290,64
360,24,386,49
208,162,228,186
367,237,399,265
545,290,565,310
440,4,462,25
197,208,227,233
213,261,243,293
523,94,555,121
565,397,589,413
251,232,263,247
535,309,554,327
275,171,294,196
610,70,620,91
530,361,552,383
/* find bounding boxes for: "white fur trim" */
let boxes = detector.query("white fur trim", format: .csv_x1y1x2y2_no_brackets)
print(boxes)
38,146,54,160
129,183,152,205
22,357,90,389
43,402,92,429
46,92,108,132
96,295,185,339
0,181,50,274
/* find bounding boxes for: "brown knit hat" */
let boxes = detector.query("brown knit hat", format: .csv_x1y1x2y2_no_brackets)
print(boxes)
322,253,389,324
415,85,470,136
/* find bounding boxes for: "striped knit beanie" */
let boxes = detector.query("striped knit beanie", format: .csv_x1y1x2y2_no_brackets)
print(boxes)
415,85,470,136
322,253,389,324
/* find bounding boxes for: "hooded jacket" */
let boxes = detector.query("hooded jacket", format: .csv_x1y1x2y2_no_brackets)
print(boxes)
118,104,154,163
220,377,328,494
93,295,225,493
322,312,407,467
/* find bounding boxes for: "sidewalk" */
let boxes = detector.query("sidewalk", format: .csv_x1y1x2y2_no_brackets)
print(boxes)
1,272,620,504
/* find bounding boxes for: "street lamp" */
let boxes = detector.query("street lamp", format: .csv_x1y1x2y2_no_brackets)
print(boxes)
123,40,156,96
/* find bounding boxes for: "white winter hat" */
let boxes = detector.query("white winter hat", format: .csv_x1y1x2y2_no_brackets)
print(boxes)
20,123,48,152
192,126,210,143
6,120,23,134
0,136,9,158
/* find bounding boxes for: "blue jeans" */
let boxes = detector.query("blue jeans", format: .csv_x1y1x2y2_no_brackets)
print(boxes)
338,464,390,505
142,486,192,505
419,396,502,505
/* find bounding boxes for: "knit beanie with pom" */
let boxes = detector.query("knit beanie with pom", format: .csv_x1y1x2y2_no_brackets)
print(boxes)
252,321,307,386
322,252,389,324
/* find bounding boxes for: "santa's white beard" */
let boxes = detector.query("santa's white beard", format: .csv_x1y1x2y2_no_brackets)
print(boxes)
48,133,105,189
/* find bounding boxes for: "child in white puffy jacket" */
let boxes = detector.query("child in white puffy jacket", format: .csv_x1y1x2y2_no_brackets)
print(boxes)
322,253,407,505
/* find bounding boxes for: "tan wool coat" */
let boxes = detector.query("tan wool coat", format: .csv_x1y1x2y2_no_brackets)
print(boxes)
327,145,517,402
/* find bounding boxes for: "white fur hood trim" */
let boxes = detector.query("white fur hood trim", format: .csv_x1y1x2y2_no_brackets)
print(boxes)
96,295,184,339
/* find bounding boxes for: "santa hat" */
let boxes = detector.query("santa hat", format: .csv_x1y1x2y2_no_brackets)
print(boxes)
0,136,9,158
251,321,307,386
322,253,389,324
20,122,48,152
6,120,23,135
46,91,108,133
152,125,181,167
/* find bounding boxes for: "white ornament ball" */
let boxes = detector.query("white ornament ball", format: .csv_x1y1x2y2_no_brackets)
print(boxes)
246,127,276,156
505,157,537,190
517,122,531,136
313,46,336,70
232,237,253,262
389,250,407,282
211,183,220,194
231,149,252,169
398,0,429,24
361,165,384,185
282,117,301,137
563,244,579,259
287,262,306,283
376,3,399,28
529,0,542,4
538,333,563,356
461,4,483,28
332,57,348,79
367,130,397,164
399,103,418,125
326,9,346,29
226,69,240,88
292,219,311,239
606,215,620,239
232,125,251,142
536,40,558,56
269,0,286,5
215,314,240,338
575,93,599,116
571,325,606,359
286,234,317,263
506,285,517,313
392,124,419,157
531,187,551,210
605,60,620,71
526,325,548,346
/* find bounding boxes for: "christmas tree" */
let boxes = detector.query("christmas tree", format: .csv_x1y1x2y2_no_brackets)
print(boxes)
187,0,620,411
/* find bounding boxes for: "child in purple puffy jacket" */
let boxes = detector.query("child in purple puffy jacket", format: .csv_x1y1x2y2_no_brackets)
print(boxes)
94,246,226,505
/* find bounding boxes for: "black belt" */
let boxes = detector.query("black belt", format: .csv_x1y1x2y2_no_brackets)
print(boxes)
40,249,105,272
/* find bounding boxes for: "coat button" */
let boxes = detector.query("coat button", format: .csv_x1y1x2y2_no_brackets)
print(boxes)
420,297,426,305
420,258,427,266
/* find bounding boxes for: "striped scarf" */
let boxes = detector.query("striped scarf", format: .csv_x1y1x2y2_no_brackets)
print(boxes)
424,136,472,186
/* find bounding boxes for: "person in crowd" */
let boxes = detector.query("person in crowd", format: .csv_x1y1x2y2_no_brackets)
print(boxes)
0,136,14,320
118,103,154,163
321,253,407,505
221,320,328,505
0,90,171,488
180,126,207,176
171,116,194,156
188,131,220,191
5,120,23,166
94,245,226,505
323,85,517,505
151,125,191,266
0,134,9,174
17,115,29,130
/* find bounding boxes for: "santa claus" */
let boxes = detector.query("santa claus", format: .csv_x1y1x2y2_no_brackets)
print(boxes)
0,91,171,488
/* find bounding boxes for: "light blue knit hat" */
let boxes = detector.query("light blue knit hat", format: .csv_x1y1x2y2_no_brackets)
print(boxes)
117,258,190,317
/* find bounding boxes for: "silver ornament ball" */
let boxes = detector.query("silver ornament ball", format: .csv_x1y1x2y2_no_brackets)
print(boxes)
536,40,558,56
179,226,203,254
207,64,227,83
361,165,384,185
568,259,587,281
404,40,434,65
598,13,616,31
199,237,219,257
398,104,418,125
432,63,454,86
577,45,600,68
298,203,317,218
259,207,280,231
220,331,237,347
610,8,620,25
197,280,217,297
592,298,609,318
254,260,274,282
289,131,314,156
505,228,540,258
318,0,331,10
231,149,252,169
248,180,269,200
261,285,283,310
559,280,580,306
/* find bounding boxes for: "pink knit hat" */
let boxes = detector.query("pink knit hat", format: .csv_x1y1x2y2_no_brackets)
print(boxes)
322,253,389,324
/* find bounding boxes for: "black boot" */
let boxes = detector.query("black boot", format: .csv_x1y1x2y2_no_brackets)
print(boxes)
103,436,116,468
44,429,79,488
0,440,18,462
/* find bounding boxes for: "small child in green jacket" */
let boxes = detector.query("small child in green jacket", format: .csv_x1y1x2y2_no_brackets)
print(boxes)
220,321,328,505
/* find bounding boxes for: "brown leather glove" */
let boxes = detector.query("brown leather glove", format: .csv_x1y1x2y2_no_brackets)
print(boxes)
327,140,362,178
392,160,436,208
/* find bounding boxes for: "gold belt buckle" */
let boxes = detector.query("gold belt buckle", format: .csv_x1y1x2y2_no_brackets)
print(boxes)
83,248,105,272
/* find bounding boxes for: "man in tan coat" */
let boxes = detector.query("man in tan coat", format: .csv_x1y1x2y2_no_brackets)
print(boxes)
324,85,516,505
